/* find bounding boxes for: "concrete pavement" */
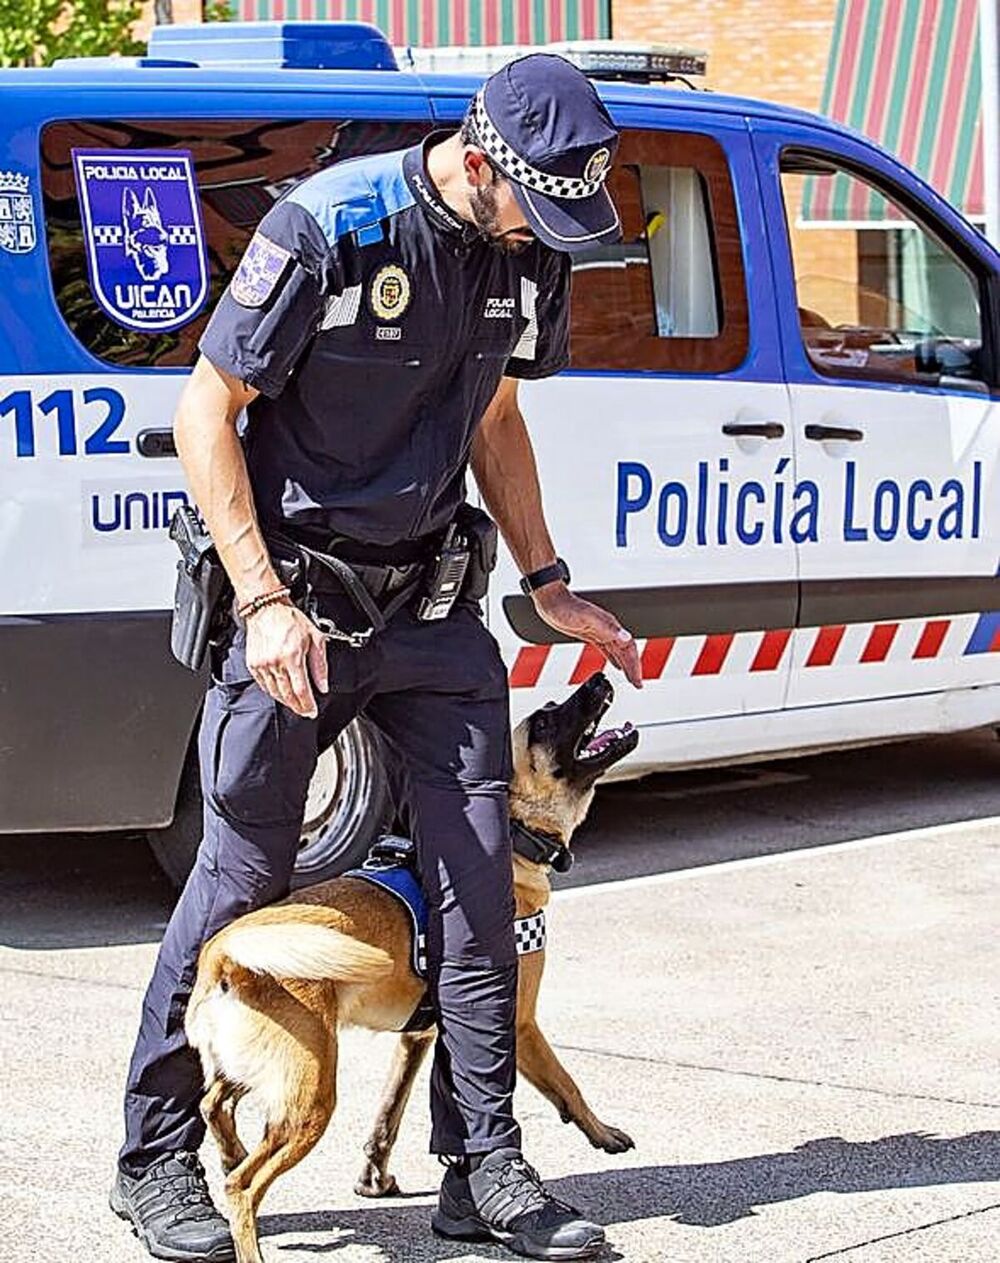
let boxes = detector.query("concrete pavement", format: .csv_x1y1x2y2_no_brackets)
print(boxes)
2,733,1000,1262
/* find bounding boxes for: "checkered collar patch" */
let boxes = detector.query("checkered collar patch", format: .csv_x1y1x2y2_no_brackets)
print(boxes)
514,909,546,956
471,93,609,201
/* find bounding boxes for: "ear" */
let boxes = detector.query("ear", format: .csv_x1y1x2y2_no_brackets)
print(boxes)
463,147,495,190
142,187,156,211
123,189,139,216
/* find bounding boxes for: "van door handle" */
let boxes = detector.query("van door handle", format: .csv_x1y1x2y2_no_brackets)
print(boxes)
805,423,864,442
722,422,785,439
137,428,178,458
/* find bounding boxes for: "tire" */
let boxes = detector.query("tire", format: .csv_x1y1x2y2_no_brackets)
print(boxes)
147,718,391,891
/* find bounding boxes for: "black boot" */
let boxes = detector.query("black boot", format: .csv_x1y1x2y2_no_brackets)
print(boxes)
110,1151,236,1262
432,1147,606,1260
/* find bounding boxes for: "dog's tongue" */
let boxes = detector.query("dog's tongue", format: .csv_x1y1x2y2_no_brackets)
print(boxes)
584,723,634,755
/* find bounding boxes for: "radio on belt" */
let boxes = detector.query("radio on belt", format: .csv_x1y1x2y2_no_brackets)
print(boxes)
417,522,470,621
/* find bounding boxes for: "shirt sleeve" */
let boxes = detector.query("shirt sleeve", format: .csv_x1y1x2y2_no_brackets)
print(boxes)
198,198,337,398
504,248,571,381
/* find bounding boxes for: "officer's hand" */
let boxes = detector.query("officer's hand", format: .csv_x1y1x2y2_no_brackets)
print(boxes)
532,584,643,689
244,601,330,718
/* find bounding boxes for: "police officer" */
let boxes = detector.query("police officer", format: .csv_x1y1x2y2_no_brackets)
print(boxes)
111,53,642,1263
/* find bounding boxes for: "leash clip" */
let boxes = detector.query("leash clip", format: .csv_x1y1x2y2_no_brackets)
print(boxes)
311,613,374,650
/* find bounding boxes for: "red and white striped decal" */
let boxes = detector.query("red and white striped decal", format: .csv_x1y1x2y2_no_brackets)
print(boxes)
508,617,969,687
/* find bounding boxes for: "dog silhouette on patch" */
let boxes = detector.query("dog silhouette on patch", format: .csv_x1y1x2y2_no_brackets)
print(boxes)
122,187,169,282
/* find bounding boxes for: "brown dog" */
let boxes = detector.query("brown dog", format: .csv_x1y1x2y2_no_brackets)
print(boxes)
185,671,638,1263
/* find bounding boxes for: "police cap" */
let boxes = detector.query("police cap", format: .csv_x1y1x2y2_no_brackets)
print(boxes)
473,53,621,253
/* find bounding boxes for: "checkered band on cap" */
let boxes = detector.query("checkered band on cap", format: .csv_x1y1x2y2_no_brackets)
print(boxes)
471,93,609,201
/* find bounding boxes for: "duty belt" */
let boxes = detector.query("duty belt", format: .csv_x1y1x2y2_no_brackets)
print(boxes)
268,532,429,649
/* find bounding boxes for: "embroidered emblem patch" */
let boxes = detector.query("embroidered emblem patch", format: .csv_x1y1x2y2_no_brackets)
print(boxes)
0,170,37,255
583,146,611,184
230,233,292,308
72,149,209,333
370,263,410,322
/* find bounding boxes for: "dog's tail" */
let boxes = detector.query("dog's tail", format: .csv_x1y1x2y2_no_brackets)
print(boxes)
222,922,393,983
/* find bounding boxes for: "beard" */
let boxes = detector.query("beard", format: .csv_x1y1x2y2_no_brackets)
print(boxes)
469,181,532,255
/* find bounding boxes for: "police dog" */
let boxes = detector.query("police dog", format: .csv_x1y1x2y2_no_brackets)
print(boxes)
122,187,169,281
185,672,638,1263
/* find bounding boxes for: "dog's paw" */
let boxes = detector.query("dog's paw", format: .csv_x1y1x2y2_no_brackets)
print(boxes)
592,1125,635,1154
354,1165,401,1198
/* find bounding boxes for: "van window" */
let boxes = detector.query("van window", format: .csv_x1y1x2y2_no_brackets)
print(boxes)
780,153,985,386
40,118,431,369
570,130,748,374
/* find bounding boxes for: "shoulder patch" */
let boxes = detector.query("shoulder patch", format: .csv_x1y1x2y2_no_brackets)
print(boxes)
230,233,292,308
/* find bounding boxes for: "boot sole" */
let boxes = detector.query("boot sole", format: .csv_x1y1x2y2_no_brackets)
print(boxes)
432,1209,605,1260
109,1183,236,1263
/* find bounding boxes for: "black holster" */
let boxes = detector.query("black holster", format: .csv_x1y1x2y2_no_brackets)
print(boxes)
168,507,232,672
456,503,499,602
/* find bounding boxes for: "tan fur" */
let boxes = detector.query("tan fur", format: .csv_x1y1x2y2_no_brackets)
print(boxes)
187,710,633,1263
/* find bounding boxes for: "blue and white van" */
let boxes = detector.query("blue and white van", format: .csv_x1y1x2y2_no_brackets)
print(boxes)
3,22,999,884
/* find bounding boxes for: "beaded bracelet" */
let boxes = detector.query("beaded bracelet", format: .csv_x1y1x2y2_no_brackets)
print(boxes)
237,586,292,620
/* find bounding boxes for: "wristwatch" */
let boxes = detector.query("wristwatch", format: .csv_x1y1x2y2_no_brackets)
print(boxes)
519,558,570,596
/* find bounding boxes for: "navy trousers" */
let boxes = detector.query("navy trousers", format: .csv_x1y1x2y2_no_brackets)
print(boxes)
120,599,519,1174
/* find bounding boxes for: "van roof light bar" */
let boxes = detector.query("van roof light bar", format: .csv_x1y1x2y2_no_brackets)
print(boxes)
399,40,707,85
556,41,707,83
145,20,398,71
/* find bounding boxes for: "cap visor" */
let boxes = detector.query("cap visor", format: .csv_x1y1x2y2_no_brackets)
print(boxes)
512,182,621,253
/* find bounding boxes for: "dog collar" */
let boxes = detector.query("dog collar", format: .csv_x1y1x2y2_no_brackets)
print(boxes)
511,820,574,873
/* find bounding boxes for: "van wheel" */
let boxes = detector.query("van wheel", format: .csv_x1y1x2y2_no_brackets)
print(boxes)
147,719,391,891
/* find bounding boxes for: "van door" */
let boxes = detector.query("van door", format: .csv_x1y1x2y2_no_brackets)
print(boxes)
430,96,797,752
754,120,1000,711
1,89,432,832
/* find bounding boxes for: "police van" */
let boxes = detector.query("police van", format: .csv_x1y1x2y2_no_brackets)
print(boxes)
3,22,999,885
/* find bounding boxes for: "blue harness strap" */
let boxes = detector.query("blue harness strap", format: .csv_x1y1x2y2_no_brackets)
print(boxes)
344,852,547,985
345,865,428,978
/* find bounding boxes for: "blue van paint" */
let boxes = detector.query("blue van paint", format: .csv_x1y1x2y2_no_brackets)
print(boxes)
3,64,996,390
749,116,1000,398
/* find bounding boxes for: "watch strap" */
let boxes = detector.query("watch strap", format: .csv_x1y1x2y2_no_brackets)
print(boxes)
519,558,570,596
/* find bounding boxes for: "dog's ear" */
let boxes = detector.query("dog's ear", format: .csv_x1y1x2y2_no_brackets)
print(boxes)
122,188,140,221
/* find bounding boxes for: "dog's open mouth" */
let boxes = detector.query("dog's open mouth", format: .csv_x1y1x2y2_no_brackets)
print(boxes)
576,721,637,764
570,677,639,773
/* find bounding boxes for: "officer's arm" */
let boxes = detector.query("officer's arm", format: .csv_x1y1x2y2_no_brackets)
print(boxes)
173,355,283,609
472,378,642,687
472,376,559,577
174,355,329,716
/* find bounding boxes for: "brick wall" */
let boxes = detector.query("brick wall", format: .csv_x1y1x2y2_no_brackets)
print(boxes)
611,0,836,110
612,0,859,329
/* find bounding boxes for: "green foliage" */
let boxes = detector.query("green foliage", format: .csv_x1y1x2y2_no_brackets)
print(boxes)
0,0,145,69
204,0,234,21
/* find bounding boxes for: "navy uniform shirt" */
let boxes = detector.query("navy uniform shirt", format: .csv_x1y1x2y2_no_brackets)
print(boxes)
199,134,571,547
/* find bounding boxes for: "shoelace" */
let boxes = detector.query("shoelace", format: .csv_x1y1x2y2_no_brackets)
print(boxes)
491,1157,566,1219
141,1154,221,1226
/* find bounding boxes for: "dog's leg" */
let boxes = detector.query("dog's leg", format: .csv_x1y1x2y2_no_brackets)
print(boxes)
224,1028,338,1263
355,1028,435,1197
517,1018,635,1154
201,1078,249,1175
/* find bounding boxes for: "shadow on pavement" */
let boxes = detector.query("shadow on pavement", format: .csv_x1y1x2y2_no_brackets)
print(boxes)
0,829,173,950
560,728,1000,890
4,728,1000,948
258,1130,1000,1253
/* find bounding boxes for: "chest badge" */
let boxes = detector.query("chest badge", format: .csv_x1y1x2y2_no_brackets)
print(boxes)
370,263,411,322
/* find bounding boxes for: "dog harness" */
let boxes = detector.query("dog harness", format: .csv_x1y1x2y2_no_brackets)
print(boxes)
345,838,547,1032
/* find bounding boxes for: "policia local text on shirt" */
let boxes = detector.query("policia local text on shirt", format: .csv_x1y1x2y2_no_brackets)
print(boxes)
111,53,642,1263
